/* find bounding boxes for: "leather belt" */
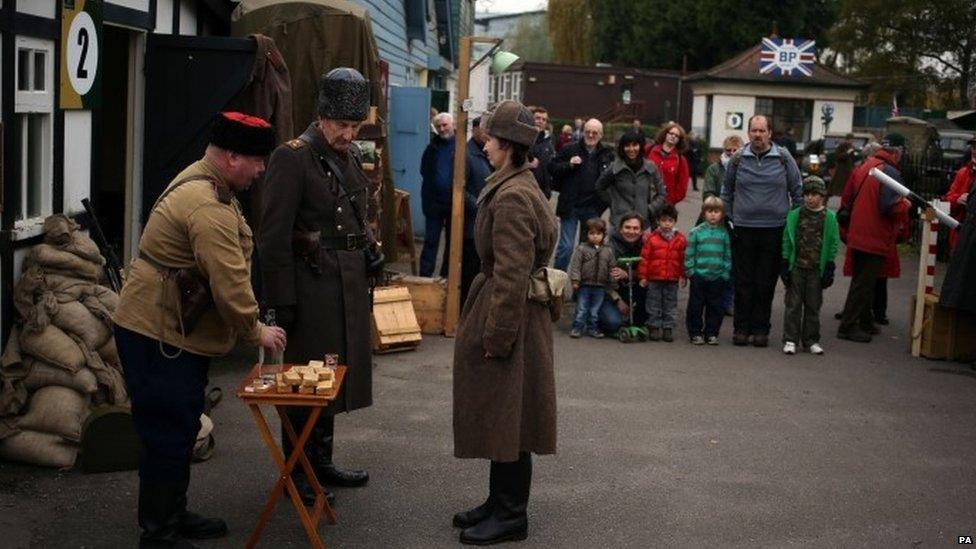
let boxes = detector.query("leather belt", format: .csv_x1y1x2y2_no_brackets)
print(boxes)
320,233,368,251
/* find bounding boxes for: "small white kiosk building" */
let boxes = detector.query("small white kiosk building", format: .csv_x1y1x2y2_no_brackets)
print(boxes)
687,40,867,150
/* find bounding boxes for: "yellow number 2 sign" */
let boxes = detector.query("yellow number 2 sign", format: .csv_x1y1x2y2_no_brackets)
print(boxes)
60,0,102,109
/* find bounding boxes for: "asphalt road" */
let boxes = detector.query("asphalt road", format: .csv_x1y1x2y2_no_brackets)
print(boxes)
2,195,975,548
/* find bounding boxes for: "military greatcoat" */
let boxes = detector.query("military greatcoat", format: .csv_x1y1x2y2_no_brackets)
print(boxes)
453,164,558,462
259,122,373,414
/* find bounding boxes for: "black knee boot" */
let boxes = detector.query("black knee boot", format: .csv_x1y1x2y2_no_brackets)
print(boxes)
453,460,498,528
310,415,369,487
281,424,334,507
460,452,531,545
138,479,199,548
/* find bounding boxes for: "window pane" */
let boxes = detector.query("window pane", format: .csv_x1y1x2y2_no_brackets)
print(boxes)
27,114,46,218
33,51,46,91
15,115,26,221
18,49,31,91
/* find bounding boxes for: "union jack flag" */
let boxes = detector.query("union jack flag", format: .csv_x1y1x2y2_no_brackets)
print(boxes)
759,38,816,77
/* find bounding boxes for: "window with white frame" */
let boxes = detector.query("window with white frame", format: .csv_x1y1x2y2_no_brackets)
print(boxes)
512,73,521,102
13,36,54,234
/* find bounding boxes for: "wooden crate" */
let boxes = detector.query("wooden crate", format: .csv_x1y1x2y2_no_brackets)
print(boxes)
371,286,422,353
387,274,446,335
910,294,976,361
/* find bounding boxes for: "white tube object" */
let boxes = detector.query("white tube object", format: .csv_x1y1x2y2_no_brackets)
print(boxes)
868,167,959,229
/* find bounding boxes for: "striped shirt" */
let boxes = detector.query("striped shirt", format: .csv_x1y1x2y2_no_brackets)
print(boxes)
684,222,732,280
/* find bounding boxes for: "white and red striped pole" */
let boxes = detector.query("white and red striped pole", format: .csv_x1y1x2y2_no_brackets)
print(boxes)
924,206,939,295
911,200,948,357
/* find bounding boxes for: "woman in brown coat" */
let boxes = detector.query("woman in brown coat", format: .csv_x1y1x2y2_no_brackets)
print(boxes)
452,100,558,545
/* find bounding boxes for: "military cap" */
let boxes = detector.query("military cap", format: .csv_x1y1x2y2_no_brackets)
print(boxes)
210,112,275,156
317,67,370,121
482,100,538,147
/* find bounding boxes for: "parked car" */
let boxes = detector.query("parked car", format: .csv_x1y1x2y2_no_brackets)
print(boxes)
886,116,943,162
938,129,976,163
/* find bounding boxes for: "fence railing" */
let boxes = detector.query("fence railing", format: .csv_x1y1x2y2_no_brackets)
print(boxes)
899,153,962,260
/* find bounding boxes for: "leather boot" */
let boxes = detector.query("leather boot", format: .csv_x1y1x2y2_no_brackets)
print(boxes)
311,416,369,487
453,461,497,528
460,453,531,545
138,479,199,548
173,478,227,539
282,423,335,507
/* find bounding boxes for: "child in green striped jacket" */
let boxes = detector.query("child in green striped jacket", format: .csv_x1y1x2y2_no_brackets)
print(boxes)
685,197,733,344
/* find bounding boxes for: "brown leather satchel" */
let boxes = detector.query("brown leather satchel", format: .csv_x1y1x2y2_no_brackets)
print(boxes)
173,267,212,334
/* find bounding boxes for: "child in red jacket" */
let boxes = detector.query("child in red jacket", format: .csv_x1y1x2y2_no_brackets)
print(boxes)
639,204,687,341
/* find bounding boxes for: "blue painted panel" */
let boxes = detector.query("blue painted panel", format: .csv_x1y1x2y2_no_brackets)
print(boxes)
389,86,432,235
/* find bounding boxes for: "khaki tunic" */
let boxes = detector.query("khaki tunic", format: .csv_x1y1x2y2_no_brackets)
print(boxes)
114,159,263,356
258,122,373,414
453,164,558,461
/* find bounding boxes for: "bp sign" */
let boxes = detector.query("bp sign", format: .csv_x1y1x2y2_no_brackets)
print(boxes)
725,112,743,130
60,0,102,109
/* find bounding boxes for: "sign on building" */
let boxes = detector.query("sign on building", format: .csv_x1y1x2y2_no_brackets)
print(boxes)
759,38,815,77
726,112,743,130
60,0,102,109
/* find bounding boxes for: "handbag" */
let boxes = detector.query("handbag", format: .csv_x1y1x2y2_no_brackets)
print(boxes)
528,267,570,322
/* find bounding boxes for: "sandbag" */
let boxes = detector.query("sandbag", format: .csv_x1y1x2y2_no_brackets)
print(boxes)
22,360,97,394
0,429,78,468
97,338,120,366
19,324,86,372
91,285,119,314
17,386,89,442
50,300,112,349
41,214,105,265
29,244,102,281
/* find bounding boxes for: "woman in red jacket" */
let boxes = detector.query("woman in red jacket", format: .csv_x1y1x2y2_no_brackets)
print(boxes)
646,122,690,206
943,140,975,252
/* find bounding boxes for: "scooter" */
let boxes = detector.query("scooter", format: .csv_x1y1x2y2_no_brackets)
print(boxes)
615,257,648,343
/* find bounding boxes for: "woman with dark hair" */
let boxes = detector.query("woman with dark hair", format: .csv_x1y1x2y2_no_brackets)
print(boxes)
647,121,690,206
596,130,668,230
452,100,558,545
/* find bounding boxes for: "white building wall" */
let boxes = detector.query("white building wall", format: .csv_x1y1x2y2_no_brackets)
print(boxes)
811,99,854,140
691,95,707,137
708,94,755,149
63,110,92,215
17,0,56,18
155,0,175,34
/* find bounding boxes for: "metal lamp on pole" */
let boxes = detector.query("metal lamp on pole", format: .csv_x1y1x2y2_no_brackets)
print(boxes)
443,36,518,337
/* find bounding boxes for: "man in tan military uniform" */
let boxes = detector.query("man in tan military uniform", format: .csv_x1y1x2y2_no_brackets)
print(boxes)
259,68,378,506
113,112,285,548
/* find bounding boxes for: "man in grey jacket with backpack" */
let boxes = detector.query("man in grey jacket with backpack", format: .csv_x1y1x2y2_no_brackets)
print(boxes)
721,114,803,347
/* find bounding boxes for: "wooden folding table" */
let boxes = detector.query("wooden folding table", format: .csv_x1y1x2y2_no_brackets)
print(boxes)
236,364,346,549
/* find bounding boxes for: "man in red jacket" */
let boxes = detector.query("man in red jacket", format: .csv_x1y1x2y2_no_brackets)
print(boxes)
837,133,910,343
944,137,976,252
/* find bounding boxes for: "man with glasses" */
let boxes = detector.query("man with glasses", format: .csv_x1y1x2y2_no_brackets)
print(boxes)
549,118,614,271
721,115,803,347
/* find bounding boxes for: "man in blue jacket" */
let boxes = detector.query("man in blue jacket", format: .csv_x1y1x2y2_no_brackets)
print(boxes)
721,114,803,347
459,116,492,302
420,112,456,276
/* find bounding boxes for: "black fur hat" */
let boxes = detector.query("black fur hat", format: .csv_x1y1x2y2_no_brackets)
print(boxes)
210,112,275,156
317,67,370,121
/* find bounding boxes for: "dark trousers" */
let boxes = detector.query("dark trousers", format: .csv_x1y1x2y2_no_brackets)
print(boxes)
783,267,824,345
873,278,888,320
839,250,885,333
420,210,449,277
115,325,209,482
732,226,784,335
686,276,727,338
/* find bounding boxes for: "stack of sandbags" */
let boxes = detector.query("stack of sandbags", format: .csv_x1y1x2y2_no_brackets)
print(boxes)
0,214,127,468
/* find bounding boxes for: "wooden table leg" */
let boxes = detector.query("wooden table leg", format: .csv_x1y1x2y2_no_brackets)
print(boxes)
245,404,328,549
276,406,338,525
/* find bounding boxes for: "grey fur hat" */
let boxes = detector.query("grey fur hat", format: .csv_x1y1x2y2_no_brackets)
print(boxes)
317,67,370,121
482,100,538,147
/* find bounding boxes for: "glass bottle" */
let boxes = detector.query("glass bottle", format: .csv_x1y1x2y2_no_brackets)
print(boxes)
261,309,284,381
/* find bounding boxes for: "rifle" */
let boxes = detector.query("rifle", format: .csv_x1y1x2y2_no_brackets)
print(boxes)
82,198,124,292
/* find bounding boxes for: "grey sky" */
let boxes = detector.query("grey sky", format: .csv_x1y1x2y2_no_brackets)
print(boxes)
476,0,546,14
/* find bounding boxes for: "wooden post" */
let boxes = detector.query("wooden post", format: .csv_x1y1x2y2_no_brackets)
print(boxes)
444,36,473,337
911,207,936,357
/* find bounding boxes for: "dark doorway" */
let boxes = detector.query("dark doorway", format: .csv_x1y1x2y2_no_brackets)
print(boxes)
91,26,130,254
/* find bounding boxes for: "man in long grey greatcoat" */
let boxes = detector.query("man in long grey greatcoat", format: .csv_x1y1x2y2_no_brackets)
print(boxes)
259,68,377,504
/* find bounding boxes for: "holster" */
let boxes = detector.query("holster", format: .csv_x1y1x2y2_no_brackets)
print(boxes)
139,251,213,335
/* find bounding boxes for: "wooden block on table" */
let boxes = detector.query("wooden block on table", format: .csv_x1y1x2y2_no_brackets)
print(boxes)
283,370,301,385
298,385,315,395
301,373,318,387
315,380,334,394
308,360,324,369
317,369,334,382
276,383,292,394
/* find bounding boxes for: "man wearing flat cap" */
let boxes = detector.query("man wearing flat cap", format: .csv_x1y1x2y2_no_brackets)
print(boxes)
114,112,287,547
259,67,377,506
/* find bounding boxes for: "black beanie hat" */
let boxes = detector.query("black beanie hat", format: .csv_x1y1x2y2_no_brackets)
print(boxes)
210,112,276,156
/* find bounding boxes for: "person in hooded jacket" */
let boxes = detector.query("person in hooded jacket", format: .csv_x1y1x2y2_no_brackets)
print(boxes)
596,131,667,230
